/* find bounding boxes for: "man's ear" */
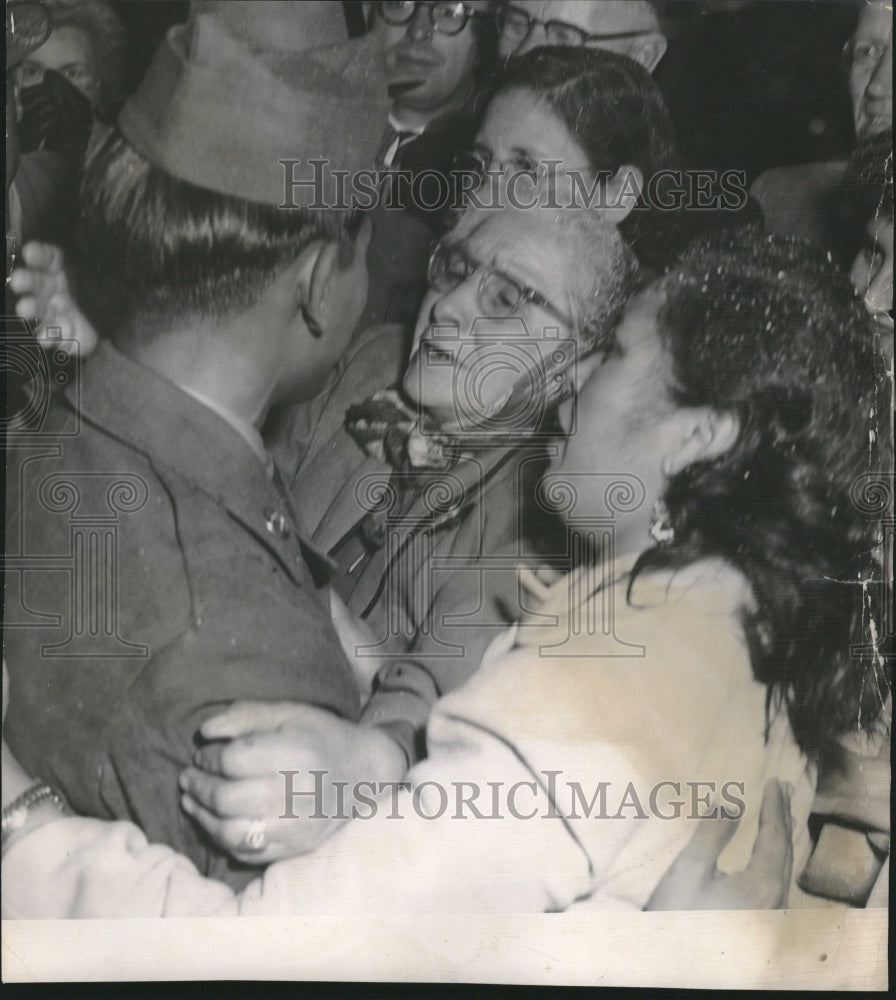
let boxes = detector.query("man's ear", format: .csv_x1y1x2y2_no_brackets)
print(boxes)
303,215,373,337
602,165,644,225
662,407,740,477
631,33,667,74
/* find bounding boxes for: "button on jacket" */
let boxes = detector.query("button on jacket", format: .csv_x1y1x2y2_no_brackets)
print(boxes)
4,342,360,888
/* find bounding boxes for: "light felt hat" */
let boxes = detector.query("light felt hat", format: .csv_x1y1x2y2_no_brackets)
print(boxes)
189,1,349,52
117,11,389,207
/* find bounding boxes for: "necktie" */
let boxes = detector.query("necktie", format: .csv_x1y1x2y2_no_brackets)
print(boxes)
378,124,420,168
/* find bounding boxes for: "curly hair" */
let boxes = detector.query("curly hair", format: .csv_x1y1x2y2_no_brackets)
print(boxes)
493,45,682,269
632,229,891,754
40,0,126,114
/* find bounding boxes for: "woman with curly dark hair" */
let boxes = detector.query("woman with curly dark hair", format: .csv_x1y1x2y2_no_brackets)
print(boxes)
611,231,890,755
3,232,889,914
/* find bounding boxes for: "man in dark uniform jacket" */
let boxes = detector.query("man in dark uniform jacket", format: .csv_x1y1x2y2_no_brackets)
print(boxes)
3,12,389,887
360,1,500,332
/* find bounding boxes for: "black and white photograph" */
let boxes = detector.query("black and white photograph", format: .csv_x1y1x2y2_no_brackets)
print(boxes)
2,0,892,989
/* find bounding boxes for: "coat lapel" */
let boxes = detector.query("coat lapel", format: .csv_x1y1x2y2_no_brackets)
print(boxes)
69,343,330,588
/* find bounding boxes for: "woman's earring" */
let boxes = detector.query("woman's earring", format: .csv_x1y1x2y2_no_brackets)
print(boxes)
648,498,675,546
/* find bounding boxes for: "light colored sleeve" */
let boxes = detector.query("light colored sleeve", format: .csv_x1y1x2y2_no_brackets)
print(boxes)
2,705,594,917
245,708,594,915
2,817,239,918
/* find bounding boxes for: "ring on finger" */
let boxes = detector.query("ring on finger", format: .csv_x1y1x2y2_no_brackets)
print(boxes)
240,818,267,852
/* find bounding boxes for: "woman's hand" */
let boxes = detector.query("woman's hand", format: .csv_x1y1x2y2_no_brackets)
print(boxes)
9,241,99,356
179,700,407,864
646,779,794,910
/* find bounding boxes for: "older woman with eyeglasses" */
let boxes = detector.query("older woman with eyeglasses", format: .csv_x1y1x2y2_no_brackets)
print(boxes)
5,229,887,916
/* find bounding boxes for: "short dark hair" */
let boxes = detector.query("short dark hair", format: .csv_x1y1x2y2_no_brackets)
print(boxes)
493,45,681,270
77,127,357,339
633,229,891,754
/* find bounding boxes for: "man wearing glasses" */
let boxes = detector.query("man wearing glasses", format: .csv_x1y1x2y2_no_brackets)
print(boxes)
372,0,498,141
360,1,500,328
498,0,667,73
751,0,892,251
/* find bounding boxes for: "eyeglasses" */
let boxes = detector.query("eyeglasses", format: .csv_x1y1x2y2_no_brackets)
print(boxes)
377,1,492,37
500,3,653,51
427,240,575,327
841,37,891,71
452,148,594,180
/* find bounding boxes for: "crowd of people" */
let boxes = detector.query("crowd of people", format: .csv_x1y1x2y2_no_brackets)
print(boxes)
2,0,892,922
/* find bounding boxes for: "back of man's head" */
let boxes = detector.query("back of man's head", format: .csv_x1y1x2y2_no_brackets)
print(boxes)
78,128,357,340
76,12,387,341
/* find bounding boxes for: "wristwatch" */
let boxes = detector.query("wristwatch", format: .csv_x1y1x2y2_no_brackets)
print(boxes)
1,782,72,847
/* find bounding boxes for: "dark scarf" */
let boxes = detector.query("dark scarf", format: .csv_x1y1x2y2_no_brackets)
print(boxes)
345,388,458,473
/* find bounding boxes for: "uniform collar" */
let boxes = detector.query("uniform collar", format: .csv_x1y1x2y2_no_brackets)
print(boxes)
64,341,337,584
179,383,274,479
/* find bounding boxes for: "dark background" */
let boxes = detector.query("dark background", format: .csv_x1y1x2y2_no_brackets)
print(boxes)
110,0,863,182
